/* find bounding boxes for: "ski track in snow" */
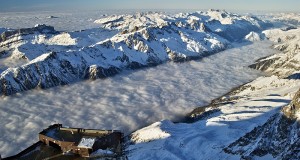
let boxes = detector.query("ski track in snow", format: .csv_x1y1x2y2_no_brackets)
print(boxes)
0,41,275,157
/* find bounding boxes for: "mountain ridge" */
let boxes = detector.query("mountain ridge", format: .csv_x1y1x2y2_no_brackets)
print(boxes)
0,10,272,96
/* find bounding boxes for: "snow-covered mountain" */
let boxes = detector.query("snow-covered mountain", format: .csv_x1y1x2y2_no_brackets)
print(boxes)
224,91,300,159
95,9,271,41
0,10,272,96
249,28,300,77
127,73,300,159
1,9,300,159
126,16,300,159
271,13,300,27
223,25,300,160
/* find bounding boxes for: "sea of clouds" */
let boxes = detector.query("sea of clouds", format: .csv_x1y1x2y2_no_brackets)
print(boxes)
0,41,276,156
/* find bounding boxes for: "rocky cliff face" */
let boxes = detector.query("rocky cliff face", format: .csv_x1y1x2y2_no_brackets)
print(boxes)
0,24,57,42
249,28,300,78
224,89,300,160
125,13,299,160
0,10,272,96
224,25,300,160
95,10,272,42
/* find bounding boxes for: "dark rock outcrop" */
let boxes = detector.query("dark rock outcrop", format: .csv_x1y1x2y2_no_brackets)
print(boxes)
249,28,300,77
249,57,280,71
0,24,57,42
224,89,300,159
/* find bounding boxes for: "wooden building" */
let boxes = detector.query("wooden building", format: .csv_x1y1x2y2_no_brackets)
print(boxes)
39,124,123,157
3,124,124,159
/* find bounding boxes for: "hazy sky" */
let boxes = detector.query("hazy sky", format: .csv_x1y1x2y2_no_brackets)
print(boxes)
0,0,299,12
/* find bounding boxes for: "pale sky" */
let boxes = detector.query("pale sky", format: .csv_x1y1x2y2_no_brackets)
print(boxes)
0,0,299,12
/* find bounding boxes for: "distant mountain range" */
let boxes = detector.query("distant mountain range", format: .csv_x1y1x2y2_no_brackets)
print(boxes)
1,9,300,159
0,9,272,96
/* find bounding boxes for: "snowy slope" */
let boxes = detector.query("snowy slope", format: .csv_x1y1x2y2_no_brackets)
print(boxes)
225,112,300,159
244,31,263,42
225,87,300,159
128,31,300,158
127,16,300,160
249,28,300,77
271,13,300,27
95,10,272,42
128,75,300,160
223,26,300,160
0,10,271,96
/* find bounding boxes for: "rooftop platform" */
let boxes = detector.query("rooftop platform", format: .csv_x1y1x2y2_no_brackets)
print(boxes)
2,124,124,159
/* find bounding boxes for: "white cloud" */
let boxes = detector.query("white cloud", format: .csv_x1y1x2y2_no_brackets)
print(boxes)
0,41,275,157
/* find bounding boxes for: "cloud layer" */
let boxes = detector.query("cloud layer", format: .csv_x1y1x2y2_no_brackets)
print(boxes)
0,41,275,157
